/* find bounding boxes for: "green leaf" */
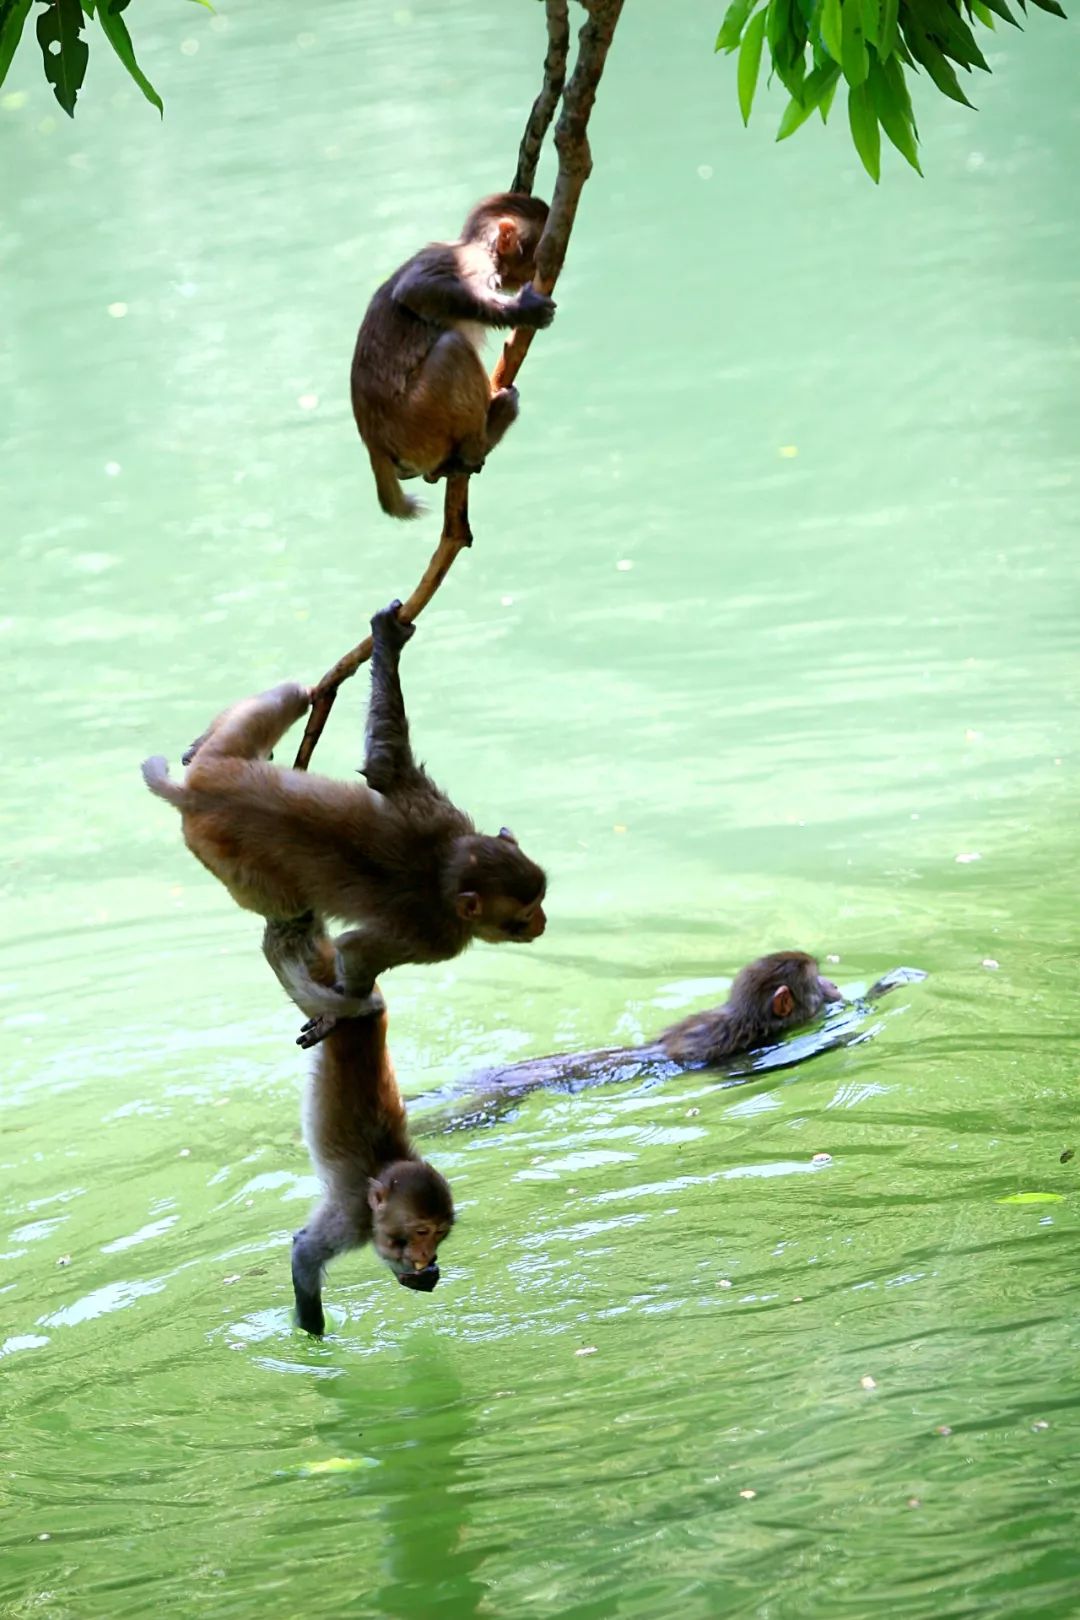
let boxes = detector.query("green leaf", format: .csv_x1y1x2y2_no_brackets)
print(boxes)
879,0,900,52
738,9,767,123
997,1192,1065,1204
717,0,757,51
819,71,839,118
841,0,870,81
860,0,881,47
1027,0,1067,15
847,78,880,179
970,1,996,23
975,0,1021,24
96,0,162,113
776,59,841,137
36,0,88,116
882,50,918,134
911,0,989,69
902,25,977,105
0,0,32,88
868,55,922,171
820,0,843,59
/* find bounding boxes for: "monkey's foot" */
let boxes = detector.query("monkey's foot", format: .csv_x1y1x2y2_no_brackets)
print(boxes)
296,988,386,1047
424,453,485,481
371,601,416,647
294,1298,326,1337
181,728,210,767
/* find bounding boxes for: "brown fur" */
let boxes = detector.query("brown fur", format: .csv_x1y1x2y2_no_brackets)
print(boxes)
350,193,553,518
286,924,454,1336
142,605,546,1042
658,951,840,1067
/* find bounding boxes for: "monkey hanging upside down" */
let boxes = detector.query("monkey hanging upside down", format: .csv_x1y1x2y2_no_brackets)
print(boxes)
268,914,454,1337
142,603,547,1046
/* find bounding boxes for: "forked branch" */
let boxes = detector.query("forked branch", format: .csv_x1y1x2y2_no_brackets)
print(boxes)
293,0,624,772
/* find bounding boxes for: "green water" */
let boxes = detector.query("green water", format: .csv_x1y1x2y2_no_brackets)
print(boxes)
3,2,1079,1615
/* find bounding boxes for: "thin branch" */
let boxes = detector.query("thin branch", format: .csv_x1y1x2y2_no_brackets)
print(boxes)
512,0,570,195
292,0,624,773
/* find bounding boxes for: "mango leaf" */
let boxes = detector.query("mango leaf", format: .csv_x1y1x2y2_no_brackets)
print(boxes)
820,0,843,60
976,0,1021,24
36,0,87,116
841,0,870,81
738,9,768,122
97,0,162,114
819,70,840,118
860,0,882,45
878,0,900,52
0,0,32,89
908,0,990,68
970,1,996,23
868,55,922,170
1028,0,1067,14
997,1192,1065,1204
777,59,841,136
883,50,918,135
847,78,880,179
902,25,977,104
717,0,757,51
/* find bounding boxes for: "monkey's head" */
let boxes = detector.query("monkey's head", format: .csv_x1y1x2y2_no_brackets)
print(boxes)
730,951,842,1031
448,831,548,946
461,192,550,290
368,1159,455,1292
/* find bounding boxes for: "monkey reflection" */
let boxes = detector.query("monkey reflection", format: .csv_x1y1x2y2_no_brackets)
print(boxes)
142,601,547,1045
350,192,555,518
273,913,454,1337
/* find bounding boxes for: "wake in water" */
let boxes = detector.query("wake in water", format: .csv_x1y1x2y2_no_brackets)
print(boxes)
414,967,928,1135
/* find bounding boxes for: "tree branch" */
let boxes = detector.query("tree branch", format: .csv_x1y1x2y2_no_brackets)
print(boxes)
292,0,624,773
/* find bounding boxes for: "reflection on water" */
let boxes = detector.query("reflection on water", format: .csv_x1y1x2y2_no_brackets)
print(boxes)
3,1,1079,1617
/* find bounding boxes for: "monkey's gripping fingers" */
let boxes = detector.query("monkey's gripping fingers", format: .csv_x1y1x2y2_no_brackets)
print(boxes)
296,987,387,1047
513,284,556,331
370,600,416,649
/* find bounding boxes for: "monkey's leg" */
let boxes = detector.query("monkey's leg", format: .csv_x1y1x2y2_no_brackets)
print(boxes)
405,333,490,476
292,1198,364,1336
263,919,384,1046
186,683,311,771
483,385,520,452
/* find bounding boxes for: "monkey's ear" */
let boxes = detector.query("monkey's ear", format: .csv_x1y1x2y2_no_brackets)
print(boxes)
771,986,795,1019
368,1179,388,1212
495,217,519,257
498,827,518,845
455,891,483,921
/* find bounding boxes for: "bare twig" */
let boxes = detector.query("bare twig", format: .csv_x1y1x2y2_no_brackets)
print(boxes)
513,0,570,195
292,0,623,773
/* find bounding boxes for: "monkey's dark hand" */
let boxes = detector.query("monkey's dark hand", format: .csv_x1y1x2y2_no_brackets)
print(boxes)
371,600,416,649
513,284,556,330
297,1014,338,1049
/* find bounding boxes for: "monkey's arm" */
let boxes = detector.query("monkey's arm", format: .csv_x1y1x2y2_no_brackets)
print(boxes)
262,918,384,1049
393,253,552,331
361,603,431,797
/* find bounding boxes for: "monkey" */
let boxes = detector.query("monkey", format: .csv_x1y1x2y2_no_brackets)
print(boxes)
350,192,555,519
656,951,841,1067
141,601,547,1044
272,914,454,1336
412,956,928,1133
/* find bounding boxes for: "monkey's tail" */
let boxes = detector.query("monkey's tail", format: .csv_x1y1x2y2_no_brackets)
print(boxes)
140,755,189,809
369,450,424,520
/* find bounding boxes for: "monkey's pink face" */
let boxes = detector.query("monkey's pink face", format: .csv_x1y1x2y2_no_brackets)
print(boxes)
371,1203,453,1292
818,977,842,1005
474,897,546,945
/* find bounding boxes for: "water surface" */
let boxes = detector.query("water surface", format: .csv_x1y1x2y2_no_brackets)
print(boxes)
3,4,1079,1617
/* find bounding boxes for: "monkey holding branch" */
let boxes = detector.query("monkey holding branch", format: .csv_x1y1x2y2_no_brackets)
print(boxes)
142,603,547,1045
350,192,555,519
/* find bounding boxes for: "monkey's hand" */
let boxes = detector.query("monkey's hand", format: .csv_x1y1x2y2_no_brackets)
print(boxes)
512,285,556,331
296,986,387,1049
370,600,416,649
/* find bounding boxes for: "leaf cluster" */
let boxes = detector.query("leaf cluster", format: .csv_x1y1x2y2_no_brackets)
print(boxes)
0,0,210,117
716,0,1067,179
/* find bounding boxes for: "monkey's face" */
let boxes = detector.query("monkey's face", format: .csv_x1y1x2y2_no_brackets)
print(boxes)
368,1169,454,1292
472,894,547,946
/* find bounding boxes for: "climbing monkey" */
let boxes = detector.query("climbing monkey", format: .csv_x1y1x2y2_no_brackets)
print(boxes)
350,192,555,518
